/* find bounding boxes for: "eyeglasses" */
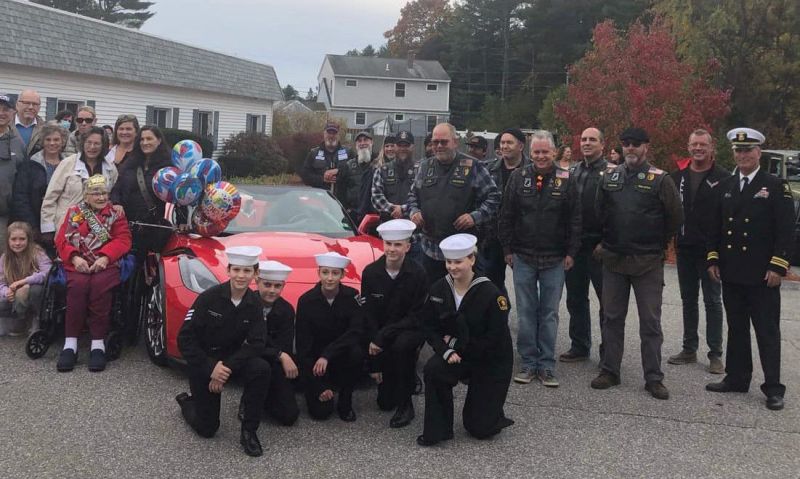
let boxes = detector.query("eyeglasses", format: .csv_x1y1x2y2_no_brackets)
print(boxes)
621,140,643,148
18,100,40,107
431,139,450,146
75,118,94,124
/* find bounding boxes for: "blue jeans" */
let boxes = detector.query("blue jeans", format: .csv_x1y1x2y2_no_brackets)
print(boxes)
477,238,509,298
512,255,565,372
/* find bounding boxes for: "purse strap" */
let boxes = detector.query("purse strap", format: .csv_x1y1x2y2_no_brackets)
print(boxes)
136,166,158,213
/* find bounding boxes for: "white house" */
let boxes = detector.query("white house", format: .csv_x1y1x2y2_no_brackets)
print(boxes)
1,0,282,154
317,54,450,137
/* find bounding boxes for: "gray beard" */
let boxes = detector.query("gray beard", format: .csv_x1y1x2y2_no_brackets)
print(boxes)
357,148,371,164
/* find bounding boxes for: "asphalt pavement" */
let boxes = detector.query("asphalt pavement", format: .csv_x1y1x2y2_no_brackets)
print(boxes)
1,265,798,478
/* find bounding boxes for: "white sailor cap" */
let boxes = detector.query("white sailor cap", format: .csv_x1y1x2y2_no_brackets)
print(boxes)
439,233,478,260
376,219,416,241
314,252,351,269
258,260,292,282
225,246,262,266
726,127,765,146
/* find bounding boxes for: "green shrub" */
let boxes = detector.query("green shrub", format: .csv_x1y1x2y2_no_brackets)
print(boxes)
218,132,288,177
161,128,215,158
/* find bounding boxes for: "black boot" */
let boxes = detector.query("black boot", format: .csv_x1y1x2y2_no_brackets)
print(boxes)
240,428,263,457
389,400,415,428
337,389,356,422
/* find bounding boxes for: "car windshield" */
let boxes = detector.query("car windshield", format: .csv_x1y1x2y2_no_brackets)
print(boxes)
224,185,357,238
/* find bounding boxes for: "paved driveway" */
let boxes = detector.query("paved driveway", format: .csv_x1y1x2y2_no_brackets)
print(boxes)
1,265,798,478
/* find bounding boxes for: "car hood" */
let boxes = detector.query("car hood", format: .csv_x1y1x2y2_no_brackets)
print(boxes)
169,232,382,286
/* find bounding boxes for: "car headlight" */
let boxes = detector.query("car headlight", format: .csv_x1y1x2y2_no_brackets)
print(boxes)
178,256,220,294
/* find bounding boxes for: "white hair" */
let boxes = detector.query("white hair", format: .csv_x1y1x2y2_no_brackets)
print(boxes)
529,130,556,149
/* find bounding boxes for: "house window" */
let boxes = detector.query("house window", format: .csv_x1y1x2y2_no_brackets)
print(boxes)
426,84,438,92
198,111,213,138
57,100,83,114
395,83,406,98
426,115,438,133
345,79,358,87
153,108,170,128
394,113,405,122
246,114,262,133
355,112,366,126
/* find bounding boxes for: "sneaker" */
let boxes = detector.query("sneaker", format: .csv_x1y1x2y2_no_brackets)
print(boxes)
57,349,77,372
708,357,724,374
513,369,536,384
590,371,620,389
667,350,697,365
88,349,107,372
645,381,670,400
537,369,559,388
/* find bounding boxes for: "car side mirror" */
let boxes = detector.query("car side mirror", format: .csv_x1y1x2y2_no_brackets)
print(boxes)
358,213,381,238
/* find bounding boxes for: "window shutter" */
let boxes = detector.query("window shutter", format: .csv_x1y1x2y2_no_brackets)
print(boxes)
145,105,155,126
172,108,179,128
45,97,58,120
261,114,267,134
245,114,253,133
192,109,200,133
86,100,96,109
212,111,220,148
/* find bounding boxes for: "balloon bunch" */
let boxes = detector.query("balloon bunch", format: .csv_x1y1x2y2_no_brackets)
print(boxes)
151,140,241,237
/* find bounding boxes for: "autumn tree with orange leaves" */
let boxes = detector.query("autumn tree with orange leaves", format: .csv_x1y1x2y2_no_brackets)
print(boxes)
384,0,452,58
554,17,731,169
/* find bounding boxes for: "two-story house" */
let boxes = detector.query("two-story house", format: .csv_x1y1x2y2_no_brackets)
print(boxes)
317,54,450,136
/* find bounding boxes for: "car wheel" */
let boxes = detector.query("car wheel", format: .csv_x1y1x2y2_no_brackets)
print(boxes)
144,273,168,367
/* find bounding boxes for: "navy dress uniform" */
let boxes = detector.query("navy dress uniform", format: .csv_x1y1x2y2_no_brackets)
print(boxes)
295,252,365,421
361,219,428,428
706,128,795,410
175,246,269,456
417,234,514,446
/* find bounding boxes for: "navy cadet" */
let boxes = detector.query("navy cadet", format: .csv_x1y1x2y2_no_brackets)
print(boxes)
417,233,514,447
407,123,501,282
591,128,683,400
299,121,353,194
705,127,795,411
667,129,730,374
362,219,428,428
175,246,269,457
238,260,300,426
295,252,365,422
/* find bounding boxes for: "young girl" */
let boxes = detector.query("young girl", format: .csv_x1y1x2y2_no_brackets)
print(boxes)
0,222,52,336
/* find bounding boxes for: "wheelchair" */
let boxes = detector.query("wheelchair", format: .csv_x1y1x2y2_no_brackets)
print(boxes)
25,254,140,360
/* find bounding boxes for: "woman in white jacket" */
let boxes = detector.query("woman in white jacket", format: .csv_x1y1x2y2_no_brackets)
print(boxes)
40,126,117,241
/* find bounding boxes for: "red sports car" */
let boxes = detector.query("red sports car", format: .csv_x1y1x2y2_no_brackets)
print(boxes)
142,184,383,366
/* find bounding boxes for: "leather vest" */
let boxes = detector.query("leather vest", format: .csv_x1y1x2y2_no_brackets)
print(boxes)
341,158,369,209
601,164,667,255
382,159,417,206
418,156,476,241
512,166,573,256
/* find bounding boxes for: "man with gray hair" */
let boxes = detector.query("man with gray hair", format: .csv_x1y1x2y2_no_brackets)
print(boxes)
499,130,581,387
407,123,501,280
336,130,377,224
12,89,44,157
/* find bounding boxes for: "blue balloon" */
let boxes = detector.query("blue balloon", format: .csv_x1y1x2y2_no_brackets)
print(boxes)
189,158,222,185
172,139,203,172
170,172,203,206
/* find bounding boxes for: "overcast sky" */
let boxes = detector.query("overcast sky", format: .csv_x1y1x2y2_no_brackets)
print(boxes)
140,0,409,95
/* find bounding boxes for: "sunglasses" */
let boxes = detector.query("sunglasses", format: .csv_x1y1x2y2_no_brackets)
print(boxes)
431,139,450,146
75,118,94,124
621,140,643,148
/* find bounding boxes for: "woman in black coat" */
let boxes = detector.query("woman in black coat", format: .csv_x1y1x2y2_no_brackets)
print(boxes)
417,233,514,447
110,125,173,258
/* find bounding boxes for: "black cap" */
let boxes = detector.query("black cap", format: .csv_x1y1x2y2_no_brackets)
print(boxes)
355,130,373,141
467,135,488,150
384,135,397,145
499,128,526,145
424,134,432,147
396,130,414,145
619,128,650,143
0,94,14,109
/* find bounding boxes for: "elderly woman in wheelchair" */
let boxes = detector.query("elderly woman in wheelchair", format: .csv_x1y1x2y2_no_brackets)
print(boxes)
54,175,132,372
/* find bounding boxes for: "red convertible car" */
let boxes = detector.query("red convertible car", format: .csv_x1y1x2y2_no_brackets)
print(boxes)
142,185,383,366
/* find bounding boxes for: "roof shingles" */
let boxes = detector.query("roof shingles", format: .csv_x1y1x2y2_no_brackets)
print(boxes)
326,54,450,82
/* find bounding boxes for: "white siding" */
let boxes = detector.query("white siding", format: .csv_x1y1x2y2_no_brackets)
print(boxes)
0,63,274,157
329,108,449,131
317,58,335,109
330,76,449,113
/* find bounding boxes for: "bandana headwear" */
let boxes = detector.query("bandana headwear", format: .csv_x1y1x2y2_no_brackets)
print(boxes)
86,174,107,191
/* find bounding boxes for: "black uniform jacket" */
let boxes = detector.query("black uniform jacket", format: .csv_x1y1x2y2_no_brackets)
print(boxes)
299,143,354,189
262,296,295,362
295,283,364,363
361,255,428,348
707,168,796,284
671,163,731,248
178,282,266,378
423,275,512,380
